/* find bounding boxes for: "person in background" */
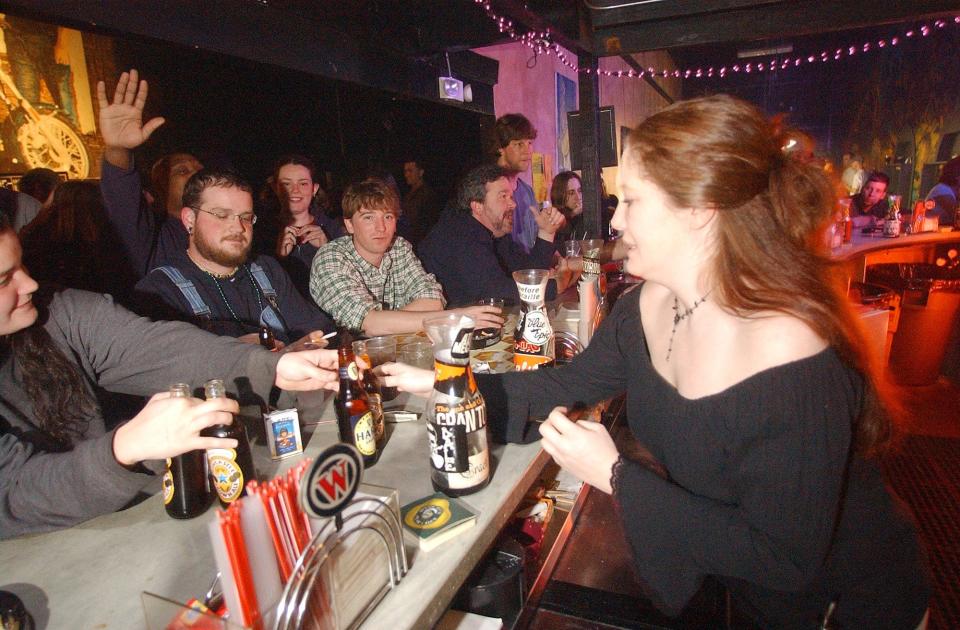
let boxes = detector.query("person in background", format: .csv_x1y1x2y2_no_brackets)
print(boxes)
97,69,203,276
924,155,960,228
418,164,563,306
841,153,865,195
309,177,500,335
134,169,334,346
401,158,440,244
271,154,344,299
488,113,539,253
0,187,39,234
17,168,59,209
0,211,338,539
20,180,136,299
385,95,930,629
850,170,890,227
551,171,584,242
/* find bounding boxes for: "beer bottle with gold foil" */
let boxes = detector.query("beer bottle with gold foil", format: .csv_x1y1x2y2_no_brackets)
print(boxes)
357,363,386,454
335,334,380,468
162,383,213,519
423,314,490,496
201,378,257,507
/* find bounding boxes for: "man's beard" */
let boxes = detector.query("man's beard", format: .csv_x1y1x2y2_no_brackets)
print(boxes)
194,229,250,268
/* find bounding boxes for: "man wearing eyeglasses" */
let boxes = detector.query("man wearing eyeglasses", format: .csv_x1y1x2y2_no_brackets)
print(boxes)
133,169,334,346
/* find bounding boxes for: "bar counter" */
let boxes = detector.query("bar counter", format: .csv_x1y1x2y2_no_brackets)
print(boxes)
833,227,960,279
0,389,550,629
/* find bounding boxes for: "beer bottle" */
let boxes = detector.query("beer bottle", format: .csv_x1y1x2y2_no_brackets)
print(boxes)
162,383,213,519
423,316,490,496
201,378,257,507
259,325,277,351
334,334,380,468
358,363,386,454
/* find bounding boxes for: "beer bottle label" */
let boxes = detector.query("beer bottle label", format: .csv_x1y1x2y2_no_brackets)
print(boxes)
514,308,551,366
450,328,473,360
428,396,489,489
339,362,360,381
352,411,376,456
162,458,174,506
207,448,245,503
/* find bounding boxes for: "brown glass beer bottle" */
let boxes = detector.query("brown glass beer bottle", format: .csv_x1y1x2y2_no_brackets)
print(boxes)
201,378,257,507
335,334,380,468
162,383,213,519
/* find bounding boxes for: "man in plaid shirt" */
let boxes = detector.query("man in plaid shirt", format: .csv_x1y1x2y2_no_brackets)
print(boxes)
309,178,501,336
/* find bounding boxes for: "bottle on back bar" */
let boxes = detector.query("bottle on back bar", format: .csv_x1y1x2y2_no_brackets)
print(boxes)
201,378,257,507
162,383,213,519
335,334,380,468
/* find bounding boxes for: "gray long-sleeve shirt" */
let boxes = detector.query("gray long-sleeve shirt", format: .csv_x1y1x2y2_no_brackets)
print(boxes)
0,288,281,539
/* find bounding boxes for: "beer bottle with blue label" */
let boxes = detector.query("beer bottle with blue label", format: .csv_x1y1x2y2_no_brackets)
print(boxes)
162,383,213,519
335,333,380,468
201,378,257,507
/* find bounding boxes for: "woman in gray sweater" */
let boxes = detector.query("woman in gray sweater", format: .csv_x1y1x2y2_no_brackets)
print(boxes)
0,215,338,538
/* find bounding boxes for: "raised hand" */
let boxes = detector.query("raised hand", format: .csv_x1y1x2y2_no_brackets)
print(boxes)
532,204,565,241
96,69,166,150
112,392,239,466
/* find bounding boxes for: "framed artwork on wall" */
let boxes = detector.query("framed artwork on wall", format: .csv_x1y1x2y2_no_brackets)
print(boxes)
555,73,577,172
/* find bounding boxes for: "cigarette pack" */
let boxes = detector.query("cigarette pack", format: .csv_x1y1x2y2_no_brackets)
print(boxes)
263,408,303,459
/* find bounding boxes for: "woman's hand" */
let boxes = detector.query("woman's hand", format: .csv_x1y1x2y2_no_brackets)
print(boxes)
539,406,619,494
275,349,340,391
112,392,239,466
297,224,328,248
379,361,434,397
277,226,298,258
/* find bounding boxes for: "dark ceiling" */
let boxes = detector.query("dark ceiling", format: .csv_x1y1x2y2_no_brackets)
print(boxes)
5,0,959,112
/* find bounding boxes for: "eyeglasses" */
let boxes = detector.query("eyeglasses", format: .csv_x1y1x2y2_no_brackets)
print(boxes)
192,207,257,226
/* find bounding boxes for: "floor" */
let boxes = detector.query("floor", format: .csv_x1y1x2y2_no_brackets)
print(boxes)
522,379,960,630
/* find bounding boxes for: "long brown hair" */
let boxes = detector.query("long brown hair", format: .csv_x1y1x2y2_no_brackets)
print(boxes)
20,180,105,244
0,215,98,445
625,94,894,455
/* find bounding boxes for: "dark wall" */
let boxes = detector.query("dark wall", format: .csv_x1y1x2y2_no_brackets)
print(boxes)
113,36,491,206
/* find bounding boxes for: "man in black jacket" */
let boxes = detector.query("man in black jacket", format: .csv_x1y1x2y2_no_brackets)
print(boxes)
418,164,563,306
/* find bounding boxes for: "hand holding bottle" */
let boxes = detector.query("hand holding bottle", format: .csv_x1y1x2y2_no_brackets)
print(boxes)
113,392,239,466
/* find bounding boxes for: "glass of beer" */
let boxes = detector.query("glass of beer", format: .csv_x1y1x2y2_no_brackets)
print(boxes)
472,297,505,349
353,336,399,400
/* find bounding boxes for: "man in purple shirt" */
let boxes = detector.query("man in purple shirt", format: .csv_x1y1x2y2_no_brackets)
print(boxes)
488,114,540,253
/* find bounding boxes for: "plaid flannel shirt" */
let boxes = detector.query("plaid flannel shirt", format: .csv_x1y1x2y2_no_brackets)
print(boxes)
309,235,445,331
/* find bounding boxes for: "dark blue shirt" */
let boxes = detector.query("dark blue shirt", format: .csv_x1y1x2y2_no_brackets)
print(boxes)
133,250,334,343
418,209,557,306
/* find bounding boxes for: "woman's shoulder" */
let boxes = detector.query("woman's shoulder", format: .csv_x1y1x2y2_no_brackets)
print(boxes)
739,313,827,368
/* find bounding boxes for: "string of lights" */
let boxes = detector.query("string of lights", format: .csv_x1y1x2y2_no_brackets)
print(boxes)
472,0,959,80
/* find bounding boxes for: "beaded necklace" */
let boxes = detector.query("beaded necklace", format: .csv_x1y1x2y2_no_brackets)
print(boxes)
211,268,264,325
190,254,265,326
665,293,709,362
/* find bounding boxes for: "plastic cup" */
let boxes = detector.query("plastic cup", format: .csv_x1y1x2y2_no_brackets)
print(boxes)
399,340,434,370
353,336,398,400
562,240,581,257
